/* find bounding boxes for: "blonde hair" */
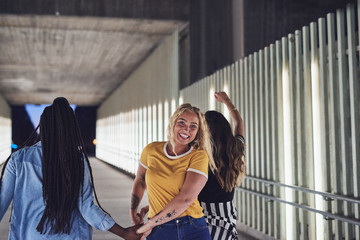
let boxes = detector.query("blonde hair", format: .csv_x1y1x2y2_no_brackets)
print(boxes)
167,103,216,171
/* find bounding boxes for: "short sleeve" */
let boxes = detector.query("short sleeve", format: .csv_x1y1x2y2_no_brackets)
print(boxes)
187,150,209,179
139,143,150,169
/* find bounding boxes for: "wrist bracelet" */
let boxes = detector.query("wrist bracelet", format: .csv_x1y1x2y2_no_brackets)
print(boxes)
231,107,237,112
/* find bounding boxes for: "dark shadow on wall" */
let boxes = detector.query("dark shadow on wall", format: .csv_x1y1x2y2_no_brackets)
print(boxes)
11,106,36,150
75,106,97,157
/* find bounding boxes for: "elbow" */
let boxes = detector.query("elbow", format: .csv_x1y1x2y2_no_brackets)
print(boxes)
134,178,146,190
181,196,196,208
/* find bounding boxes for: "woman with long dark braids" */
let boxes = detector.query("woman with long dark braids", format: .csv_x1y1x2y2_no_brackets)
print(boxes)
0,97,141,239
198,92,246,240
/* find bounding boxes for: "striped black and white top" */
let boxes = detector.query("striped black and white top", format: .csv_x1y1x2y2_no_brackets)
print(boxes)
200,201,238,240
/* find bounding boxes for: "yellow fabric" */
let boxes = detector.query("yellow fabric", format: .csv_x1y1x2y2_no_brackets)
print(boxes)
140,141,209,219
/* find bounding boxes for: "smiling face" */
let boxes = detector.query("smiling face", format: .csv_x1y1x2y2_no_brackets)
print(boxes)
173,110,200,148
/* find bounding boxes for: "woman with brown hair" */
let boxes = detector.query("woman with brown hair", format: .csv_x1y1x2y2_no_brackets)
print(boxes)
198,92,246,240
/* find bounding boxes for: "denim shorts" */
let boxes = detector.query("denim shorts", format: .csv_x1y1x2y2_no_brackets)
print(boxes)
146,215,211,240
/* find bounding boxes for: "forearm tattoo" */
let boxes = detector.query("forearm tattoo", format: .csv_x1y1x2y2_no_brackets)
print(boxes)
155,210,177,224
131,194,140,210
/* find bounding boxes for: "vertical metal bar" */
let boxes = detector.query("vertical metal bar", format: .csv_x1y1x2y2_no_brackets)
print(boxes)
238,59,246,225
264,46,274,237
346,4,360,238
143,106,147,150
230,63,236,110
258,49,267,234
337,8,354,239
139,107,143,160
216,70,221,111
206,76,210,110
134,108,138,171
295,29,308,240
235,61,241,111
244,57,250,226
147,105,152,143
239,59,245,115
198,80,202,111
152,104,157,141
224,66,230,119
196,80,200,106
212,73,217,110
318,17,333,237
310,21,327,240
248,55,255,228
288,33,299,238
202,77,206,111
282,36,295,240
253,52,261,231
248,54,257,229
302,25,316,240
275,40,284,239
327,12,342,239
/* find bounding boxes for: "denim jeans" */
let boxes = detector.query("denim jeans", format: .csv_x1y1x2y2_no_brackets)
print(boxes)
147,215,211,240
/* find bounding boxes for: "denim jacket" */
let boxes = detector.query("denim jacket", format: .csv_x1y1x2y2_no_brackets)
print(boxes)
0,142,115,239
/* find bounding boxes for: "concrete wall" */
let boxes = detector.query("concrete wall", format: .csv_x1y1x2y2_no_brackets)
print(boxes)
96,31,179,174
0,94,11,164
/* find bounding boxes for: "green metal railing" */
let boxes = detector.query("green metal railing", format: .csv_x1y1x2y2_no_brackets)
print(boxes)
96,3,360,239
181,3,360,239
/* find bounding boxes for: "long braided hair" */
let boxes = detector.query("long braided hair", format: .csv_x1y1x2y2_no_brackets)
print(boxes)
205,111,246,192
0,97,106,234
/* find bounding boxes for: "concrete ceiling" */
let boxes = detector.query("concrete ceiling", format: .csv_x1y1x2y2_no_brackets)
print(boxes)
0,14,186,106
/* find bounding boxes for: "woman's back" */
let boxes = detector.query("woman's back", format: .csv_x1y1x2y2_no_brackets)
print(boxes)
198,169,235,203
0,142,114,239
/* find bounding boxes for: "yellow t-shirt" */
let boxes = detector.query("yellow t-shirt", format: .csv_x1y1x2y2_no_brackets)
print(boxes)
140,141,209,219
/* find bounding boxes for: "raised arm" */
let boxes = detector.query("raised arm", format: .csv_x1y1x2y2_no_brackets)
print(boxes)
137,171,207,239
215,91,244,137
130,164,147,225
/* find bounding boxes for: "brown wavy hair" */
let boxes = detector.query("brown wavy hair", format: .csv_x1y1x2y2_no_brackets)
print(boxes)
167,103,215,171
205,111,246,192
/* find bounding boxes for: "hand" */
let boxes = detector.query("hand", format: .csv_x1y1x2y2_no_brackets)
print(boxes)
140,228,152,240
214,92,231,104
123,224,143,240
131,205,149,225
137,221,153,234
138,206,149,224
131,211,142,225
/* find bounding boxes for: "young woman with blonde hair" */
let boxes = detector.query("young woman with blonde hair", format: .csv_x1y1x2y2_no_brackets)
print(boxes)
130,103,214,240
198,92,246,240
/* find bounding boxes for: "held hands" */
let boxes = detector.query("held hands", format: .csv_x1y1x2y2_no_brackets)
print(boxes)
214,92,231,104
137,221,154,240
131,205,149,225
123,224,143,240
